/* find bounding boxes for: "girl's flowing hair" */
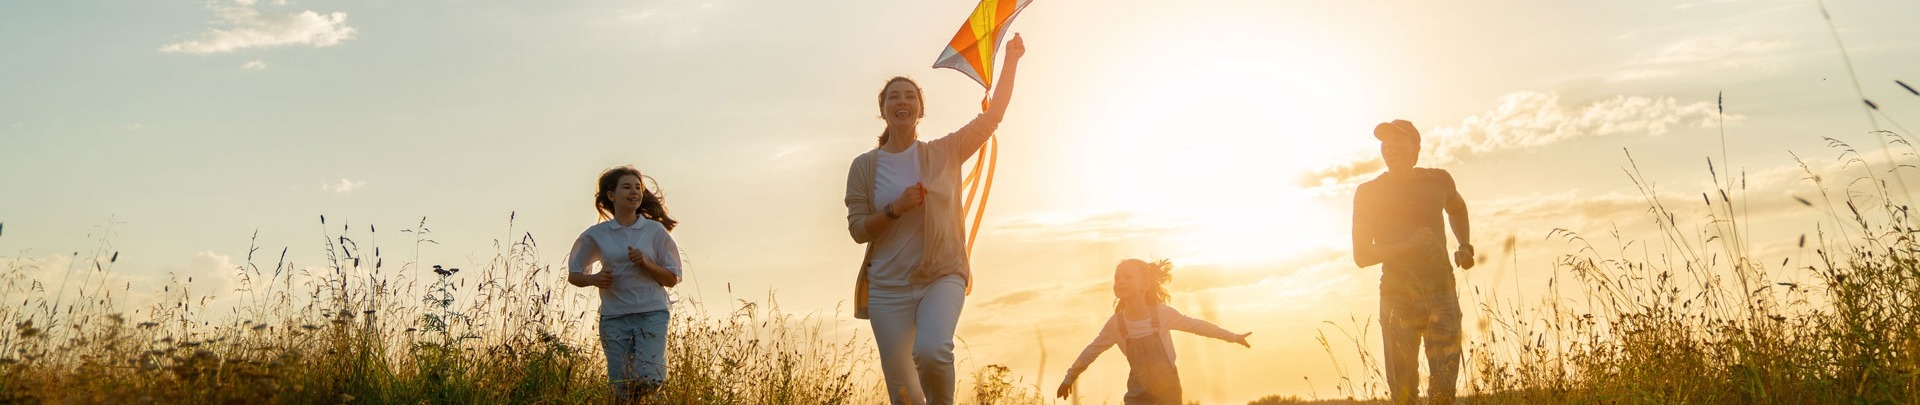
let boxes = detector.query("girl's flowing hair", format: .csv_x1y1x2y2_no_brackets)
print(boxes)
594,165,678,231
1115,258,1174,313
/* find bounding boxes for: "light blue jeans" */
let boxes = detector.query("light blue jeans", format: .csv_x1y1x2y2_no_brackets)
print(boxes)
868,274,967,405
601,309,670,399
1380,289,1461,405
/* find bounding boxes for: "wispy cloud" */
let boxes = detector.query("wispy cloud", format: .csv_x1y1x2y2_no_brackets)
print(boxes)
242,60,267,69
1481,190,1652,229
976,248,1348,313
323,178,366,194
1304,91,1736,185
0,250,242,316
1465,144,1905,249
1429,92,1731,163
978,288,1050,309
610,0,725,47
1611,35,1791,82
991,211,1189,244
160,0,355,54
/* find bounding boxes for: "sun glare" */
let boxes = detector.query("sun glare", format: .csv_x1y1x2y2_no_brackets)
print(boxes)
1060,25,1372,265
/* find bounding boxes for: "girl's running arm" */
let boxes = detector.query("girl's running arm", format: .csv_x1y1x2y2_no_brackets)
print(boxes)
565,234,613,288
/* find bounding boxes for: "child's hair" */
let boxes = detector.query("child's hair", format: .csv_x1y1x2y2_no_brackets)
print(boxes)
1118,258,1174,305
594,165,678,231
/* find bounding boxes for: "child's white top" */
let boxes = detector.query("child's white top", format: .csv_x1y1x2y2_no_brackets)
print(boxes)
1062,303,1239,384
567,218,682,318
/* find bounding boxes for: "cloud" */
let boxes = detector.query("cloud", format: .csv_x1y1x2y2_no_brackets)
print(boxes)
1,254,74,299
1430,92,1732,163
975,249,1348,314
1463,147,1898,250
1610,35,1791,82
610,0,724,47
619,11,658,22
141,251,243,308
1304,91,1736,185
242,60,267,69
323,178,366,194
1483,190,1647,225
979,288,1047,309
160,0,356,54
991,211,1190,244
0,250,243,317
1302,159,1383,188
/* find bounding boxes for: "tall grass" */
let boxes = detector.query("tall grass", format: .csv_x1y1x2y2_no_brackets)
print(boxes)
0,214,1040,404
1459,131,1918,403
1291,134,1920,404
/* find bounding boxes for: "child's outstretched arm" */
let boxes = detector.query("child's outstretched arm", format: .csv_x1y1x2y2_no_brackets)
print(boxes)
1057,314,1122,399
1161,306,1253,347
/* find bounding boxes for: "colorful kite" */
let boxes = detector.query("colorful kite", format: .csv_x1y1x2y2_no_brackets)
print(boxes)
932,0,1033,99
931,0,1031,257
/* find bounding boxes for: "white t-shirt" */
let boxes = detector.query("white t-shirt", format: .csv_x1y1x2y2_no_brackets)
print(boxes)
868,143,925,287
1124,315,1156,339
566,218,683,318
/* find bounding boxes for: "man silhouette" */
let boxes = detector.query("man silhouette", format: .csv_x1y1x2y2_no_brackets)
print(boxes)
1351,119,1474,405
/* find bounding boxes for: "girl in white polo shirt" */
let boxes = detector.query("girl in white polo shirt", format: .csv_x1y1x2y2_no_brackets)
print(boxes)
567,165,682,401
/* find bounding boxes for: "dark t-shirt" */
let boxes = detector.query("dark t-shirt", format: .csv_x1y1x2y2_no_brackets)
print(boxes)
1353,168,1460,298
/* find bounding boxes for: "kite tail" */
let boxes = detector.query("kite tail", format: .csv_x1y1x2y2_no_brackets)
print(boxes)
960,91,994,257
960,92,991,248
964,135,999,257
963,141,986,217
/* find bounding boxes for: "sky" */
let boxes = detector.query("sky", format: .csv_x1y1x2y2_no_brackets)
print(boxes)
4,0,1920,403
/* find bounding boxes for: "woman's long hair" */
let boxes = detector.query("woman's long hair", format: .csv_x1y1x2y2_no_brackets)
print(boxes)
594,165,677,231
876,76,924,147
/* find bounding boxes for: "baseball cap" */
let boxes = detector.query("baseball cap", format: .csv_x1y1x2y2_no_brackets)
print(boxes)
1374,119,1420,143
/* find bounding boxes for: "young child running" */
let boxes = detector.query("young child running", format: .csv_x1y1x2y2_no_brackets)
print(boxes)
566,165,683,401
1055,259,1252,404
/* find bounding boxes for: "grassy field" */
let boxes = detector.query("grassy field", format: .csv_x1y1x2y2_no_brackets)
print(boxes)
0,216,1042,404
1272,133,1920,405
7,134,1920,404
1466,139,1920,404
7,133,1920,404
8,144,1916,405
8,136,1920,405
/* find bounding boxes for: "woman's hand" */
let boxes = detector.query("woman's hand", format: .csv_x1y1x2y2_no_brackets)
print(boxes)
1232,331,1254,348
891,183,926,215
1055,380,1072,399
1005,33,1024,62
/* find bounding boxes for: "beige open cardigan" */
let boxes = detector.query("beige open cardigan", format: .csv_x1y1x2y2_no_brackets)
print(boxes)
843,115,997,319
